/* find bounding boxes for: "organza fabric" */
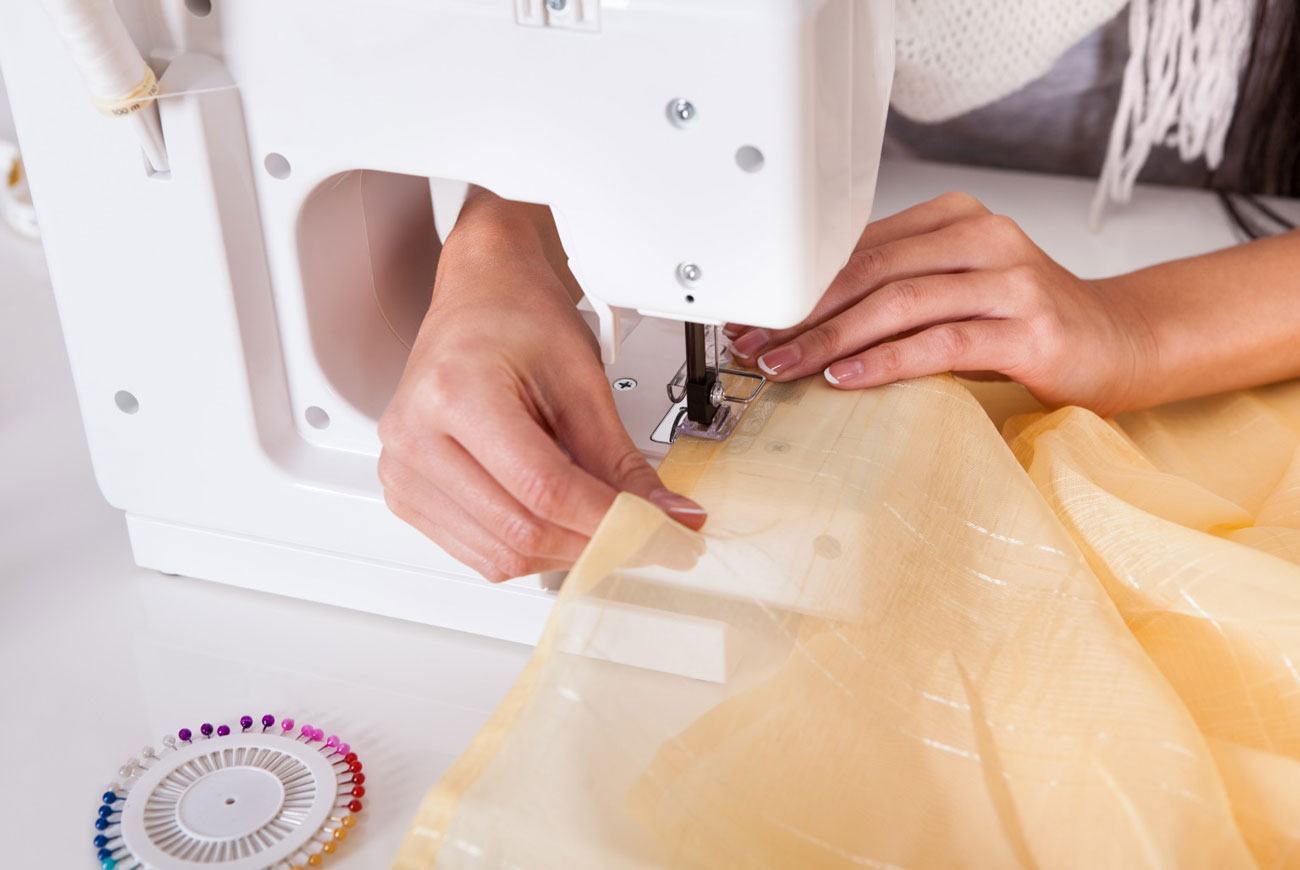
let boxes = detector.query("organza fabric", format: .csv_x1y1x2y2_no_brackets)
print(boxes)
392,374,1300,869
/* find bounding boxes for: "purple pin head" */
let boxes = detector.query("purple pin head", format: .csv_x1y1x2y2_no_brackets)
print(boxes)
178,728,192,743
261,714,275,729
240,715,254,731
199,723,214,738
216,724,230,737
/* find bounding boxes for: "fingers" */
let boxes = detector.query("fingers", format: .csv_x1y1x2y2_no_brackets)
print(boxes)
724,191,990,342
428,436,592,561
550,380,707,531
823,319,1029,390
747,271,1013,381
443,388,622,538
854,189,992,251
379,452,574,582
731,212,1024,363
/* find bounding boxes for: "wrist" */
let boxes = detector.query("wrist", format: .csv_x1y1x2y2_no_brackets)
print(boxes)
1087,275,1164,413
445,187,584,304
448,188,547,257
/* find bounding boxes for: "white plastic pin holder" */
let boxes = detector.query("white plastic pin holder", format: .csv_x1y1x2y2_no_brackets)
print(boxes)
93,716,365,870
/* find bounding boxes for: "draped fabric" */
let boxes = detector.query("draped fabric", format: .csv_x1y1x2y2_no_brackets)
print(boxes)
393,374,1300,869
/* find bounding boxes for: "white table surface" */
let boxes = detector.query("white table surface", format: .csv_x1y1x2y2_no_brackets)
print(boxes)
3,150,1296,869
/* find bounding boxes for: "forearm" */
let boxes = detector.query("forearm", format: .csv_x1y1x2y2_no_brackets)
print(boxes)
1098,229,1300,409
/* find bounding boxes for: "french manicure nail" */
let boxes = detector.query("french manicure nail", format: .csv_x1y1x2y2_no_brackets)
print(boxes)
757,345,800,376
826,360,864,385
722,324,743,339
649,488,707,516
730,328,770,360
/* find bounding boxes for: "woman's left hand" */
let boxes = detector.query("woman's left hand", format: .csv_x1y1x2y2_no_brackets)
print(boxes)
726,191,1156,416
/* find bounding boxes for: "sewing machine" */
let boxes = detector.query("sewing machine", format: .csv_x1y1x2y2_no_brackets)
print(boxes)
1,0,893,645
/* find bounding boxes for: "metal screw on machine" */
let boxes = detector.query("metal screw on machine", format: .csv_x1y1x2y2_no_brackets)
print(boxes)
547,0,568,11
678,263,702,283
670,99,697,125
612,378,638,391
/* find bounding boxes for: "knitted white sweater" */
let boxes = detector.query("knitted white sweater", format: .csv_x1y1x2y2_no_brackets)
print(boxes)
891,0,1257,221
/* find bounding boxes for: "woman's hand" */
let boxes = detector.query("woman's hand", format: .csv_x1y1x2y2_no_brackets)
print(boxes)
378,190,705,582
726,192,1157,416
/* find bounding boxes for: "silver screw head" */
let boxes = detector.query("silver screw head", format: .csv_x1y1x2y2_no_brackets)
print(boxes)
679,263,702,283
671,99,696,124
547,0,567,10
612,377,638,391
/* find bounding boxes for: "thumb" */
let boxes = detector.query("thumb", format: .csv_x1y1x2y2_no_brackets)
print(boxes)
555,391,708,531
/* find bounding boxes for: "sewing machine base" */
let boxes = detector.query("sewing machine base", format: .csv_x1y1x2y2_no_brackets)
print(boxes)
128,515,557,646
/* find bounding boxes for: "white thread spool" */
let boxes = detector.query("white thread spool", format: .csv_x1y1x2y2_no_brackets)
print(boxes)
43,0,169,173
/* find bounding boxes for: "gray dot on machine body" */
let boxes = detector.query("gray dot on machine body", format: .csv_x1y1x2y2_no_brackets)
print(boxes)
613,378,637,391
814,535,842,559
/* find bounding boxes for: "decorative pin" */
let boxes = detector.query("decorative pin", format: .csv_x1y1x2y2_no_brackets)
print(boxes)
92,716,366,869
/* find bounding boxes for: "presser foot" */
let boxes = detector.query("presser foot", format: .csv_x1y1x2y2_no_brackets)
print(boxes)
671,402,740,441
666,322,766,442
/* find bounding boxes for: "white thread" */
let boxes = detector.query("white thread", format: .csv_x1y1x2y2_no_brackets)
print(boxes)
43,0,150,101
1092,0,1256,226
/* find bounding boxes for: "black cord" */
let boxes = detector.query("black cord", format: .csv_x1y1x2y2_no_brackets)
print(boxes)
1241,193,1297,230
1217,190,1297,239
1218,191,1265,239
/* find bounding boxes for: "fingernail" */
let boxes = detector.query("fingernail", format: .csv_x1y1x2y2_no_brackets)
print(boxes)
730,328,770,360
722,324,743,339
825,360,864,385
649,487,707,517
757,344,800,376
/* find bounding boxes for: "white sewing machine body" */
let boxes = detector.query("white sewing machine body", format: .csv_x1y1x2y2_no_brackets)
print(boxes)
2,0,892,645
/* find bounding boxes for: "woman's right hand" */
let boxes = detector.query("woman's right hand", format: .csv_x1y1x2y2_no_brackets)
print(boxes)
377,190,706,582
726,192,1157,416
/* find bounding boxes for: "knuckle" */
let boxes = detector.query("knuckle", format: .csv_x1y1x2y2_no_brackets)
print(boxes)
376,409,414,457
415,364,459,409
1003,263,1039,290
931,324,970,360
381,488,408,521
609,447,652,488
493,549,532,581
501,511,547,556
376,451,402,493
1002,264,1044,306
845,245,889,288
880,279,923,319
1026,310,1064,348
979,213,1025,246
873,341,904,377
937,190,988,216
515,468,566,519
806,319,845,357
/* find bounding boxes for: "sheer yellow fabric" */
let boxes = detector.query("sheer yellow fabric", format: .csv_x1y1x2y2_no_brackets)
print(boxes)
392,375,1300,869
